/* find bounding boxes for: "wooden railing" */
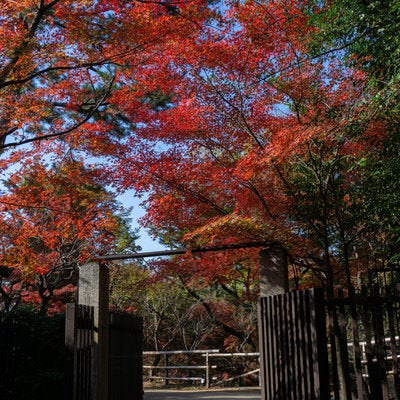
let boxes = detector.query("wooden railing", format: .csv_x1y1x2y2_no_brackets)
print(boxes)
143,350,260,388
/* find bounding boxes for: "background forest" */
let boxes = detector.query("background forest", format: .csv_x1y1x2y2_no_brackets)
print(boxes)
0,0,399,352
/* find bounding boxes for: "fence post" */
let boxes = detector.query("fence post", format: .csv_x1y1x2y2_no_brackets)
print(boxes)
78,262,109,400
164,353,169,386
205,352,211,388
65,304,76,400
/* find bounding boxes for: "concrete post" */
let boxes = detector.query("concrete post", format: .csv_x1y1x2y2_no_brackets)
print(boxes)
259,242,288,297
78,262,109,400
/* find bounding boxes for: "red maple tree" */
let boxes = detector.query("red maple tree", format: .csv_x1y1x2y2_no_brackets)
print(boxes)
111,0,386,292
0,157,133,312
0,0,392,312
0,0,210,311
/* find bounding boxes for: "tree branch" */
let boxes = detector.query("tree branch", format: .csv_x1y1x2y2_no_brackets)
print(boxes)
0,77,115,150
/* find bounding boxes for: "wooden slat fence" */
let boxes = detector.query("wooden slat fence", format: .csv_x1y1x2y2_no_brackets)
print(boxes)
65,303,95,400
65,306,143,400
1,310,65,400
259,286,400,400
258,288,329,400
327,286,400,400
108,312,143,400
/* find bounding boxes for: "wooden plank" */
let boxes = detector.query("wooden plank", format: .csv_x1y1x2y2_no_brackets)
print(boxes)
262,298,269,399
291,292,304,400
305,290,316,399
85,306,93,400
143,365,207,370
360,285,381,400
336,288,353,399
313,289,329,400
349,292,365,399
257,299,266,399
299,290,311,399
269,296,278,400
65,303,77,400
290,292,298,400
276,294,285,399
327,300,340,400
282,293,291,399
288,292,302,400
146,377,203,381
308,290,319,400
144,349,220,355
296,291,310,399
203,352,260,357
372,292,389,400
386,298,400,399
259,297,271,399
78,307,84,400
269,294,280,400
288,291,297,400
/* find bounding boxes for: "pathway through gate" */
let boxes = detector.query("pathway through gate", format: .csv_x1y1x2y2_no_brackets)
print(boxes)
144,389,261,400
65,244,284,400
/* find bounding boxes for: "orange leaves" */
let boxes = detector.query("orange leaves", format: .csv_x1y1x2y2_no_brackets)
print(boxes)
184,214,268,247
101,0,387,290
0,0,390,294
152,246,260,296
0,0,209,160
0,158,123,275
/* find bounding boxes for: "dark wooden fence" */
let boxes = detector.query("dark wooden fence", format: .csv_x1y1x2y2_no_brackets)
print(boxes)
0,310,65,400
109,312,143,400
65,303,95,400
258,289,329,400
259,286,400,400
65,305,143,400
0,315,17,400
328,286,400,400
1,305,142,400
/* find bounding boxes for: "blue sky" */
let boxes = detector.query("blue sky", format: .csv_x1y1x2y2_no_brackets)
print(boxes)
116,189,165,252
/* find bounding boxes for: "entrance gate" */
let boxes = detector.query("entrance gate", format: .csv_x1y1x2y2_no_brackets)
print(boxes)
65,304,94,400
258,289,328,400
109,312,143,399
65,263,143,400
64,244,268,400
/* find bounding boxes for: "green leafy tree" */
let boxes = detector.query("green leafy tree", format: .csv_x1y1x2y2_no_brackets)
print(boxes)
311,0,400,271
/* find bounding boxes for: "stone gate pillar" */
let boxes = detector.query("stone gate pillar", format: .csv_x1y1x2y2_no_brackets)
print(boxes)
259,242,288,297
78,262,109,400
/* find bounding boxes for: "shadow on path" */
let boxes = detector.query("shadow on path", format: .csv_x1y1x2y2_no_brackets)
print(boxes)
144,389,261,400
